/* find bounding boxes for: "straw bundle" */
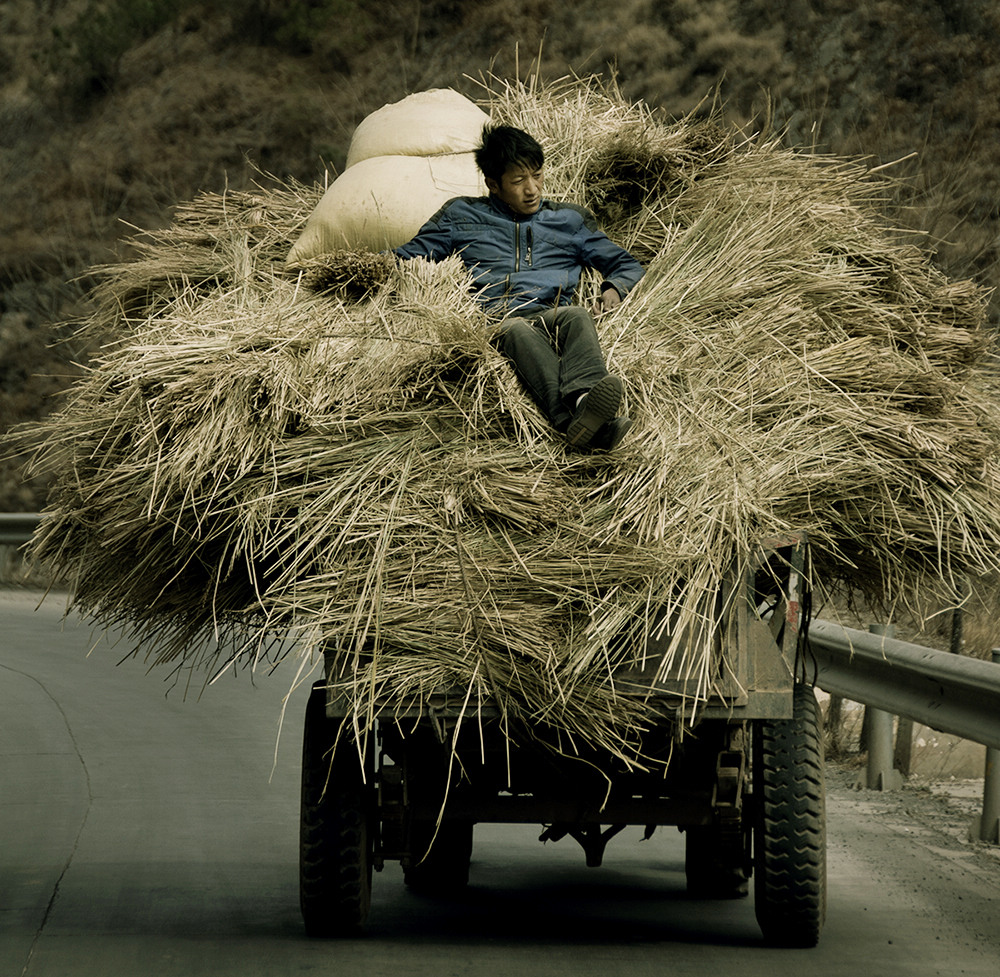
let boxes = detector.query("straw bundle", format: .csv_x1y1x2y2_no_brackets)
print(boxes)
21,74,1000,760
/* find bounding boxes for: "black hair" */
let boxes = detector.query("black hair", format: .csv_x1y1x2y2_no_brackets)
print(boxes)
475,124,544,183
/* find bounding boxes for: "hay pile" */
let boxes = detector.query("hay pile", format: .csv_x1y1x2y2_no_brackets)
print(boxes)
21,75,1000,759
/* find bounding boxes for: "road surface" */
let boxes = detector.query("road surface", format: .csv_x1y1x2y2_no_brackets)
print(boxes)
3,589,999,976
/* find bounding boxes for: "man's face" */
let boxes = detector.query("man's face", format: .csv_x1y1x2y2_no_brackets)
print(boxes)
487,161,543,215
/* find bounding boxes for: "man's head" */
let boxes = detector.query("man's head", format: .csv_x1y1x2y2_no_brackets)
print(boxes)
476,124,544,216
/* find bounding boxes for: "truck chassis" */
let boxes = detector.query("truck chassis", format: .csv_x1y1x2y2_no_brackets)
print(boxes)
299,533,825,946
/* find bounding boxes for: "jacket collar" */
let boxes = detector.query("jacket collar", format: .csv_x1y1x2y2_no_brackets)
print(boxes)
487,194,546,221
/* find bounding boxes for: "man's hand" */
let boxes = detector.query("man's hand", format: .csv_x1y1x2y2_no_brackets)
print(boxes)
600,286,623,314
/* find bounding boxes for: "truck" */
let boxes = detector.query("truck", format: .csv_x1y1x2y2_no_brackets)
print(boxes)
298,532,825,947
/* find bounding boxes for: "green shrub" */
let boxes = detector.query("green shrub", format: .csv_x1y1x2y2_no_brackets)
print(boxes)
228,0,371,55
45,0,188,98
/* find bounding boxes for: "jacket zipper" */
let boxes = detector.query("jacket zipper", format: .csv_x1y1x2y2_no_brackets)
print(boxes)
509,223,533,305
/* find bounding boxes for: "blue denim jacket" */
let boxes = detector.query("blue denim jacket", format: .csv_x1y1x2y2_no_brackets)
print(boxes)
394,195,644,317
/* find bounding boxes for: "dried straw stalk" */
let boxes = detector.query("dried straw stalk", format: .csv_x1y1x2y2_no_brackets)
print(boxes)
17,74,1000,760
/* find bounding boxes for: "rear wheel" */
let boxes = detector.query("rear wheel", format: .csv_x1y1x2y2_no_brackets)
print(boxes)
683,721,749,899
685,822,749,899
300,682,374,937
752,683,827,947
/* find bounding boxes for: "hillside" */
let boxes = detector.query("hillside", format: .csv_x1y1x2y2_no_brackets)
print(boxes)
2,0,999,509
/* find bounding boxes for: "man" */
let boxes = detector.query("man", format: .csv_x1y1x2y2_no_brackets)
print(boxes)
393,124,644,450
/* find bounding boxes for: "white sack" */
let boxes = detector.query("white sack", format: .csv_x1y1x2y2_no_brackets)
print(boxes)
345,88,490,168
286,152,486,262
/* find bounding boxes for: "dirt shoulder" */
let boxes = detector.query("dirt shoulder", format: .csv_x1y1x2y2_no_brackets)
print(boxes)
827,759,1000,878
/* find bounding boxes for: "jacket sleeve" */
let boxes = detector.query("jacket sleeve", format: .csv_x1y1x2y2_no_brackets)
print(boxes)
576,210,645,299
392,199,458,262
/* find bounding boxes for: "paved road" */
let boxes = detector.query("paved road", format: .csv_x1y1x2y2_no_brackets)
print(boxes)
3,589,999,976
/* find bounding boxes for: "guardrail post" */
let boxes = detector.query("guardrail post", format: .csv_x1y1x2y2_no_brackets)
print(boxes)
970,649,1000,844
949,575,968,656
865,624,904,791
894,716,914,777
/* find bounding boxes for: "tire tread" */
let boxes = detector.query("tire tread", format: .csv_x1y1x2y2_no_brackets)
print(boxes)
753,684,827,947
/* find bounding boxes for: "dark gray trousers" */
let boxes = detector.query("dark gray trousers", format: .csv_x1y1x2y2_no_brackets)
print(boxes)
495,306,609,431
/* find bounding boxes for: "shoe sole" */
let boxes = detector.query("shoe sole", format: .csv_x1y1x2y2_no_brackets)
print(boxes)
592,416,632,451
565,375,623,447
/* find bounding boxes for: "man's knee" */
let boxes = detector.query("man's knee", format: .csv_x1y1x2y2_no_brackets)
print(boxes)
551,306,601,351
562,305,597,328
495,316,535,353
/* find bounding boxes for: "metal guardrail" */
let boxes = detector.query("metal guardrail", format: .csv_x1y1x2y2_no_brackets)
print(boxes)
804,618,1000,842
805,618,1000,751
0,512,40,546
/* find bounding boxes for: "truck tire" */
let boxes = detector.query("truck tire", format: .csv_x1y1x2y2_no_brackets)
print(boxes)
300,682,374,937
403,819,474,893
752,683,826,947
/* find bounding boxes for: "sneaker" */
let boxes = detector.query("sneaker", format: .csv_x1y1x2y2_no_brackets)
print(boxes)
589,415,632,451
565,375,623,448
